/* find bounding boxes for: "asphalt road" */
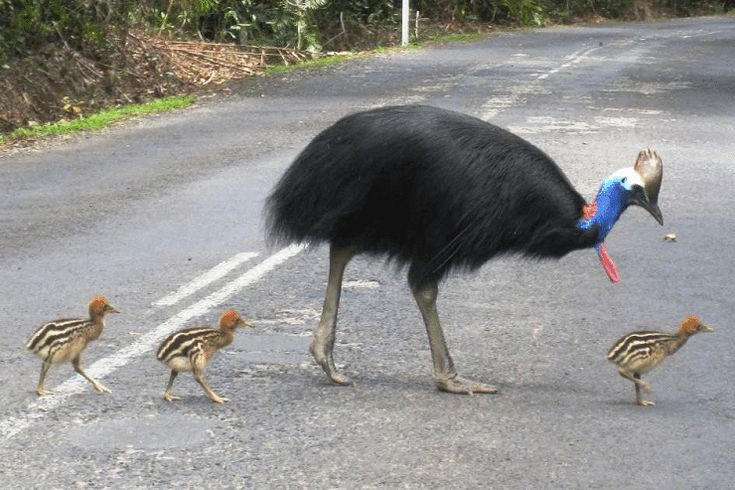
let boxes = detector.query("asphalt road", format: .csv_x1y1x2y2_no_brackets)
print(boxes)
1,16,734,488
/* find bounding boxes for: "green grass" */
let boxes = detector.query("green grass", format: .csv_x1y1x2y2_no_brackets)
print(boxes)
422,32,489,43
0,95,195,144
372,32,486,53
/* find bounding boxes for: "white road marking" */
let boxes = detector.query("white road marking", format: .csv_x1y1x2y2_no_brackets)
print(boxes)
482,46,601,120
681,30,721,39
343,280,380,289
368,94,426,109
509,116,599,134
153,252,259,307
0,244,305,444
254,308,321,326
588,107,663,115
594,116,638,128
481,84,551,119
602,80,691,95
537,46,599,80
509,115,639,135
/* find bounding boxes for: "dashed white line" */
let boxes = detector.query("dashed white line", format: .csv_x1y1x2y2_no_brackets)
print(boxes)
343,280,380,289
0,244,305,444
153,252,259,307
483,45,601,120
537,46,598,80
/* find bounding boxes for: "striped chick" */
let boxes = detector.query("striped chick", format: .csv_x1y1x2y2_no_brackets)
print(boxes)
608,315,713,406
26,296,120,396
156,309,253,403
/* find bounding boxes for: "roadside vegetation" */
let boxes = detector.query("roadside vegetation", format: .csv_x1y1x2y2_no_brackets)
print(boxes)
0,96,194,144
1,0,732,142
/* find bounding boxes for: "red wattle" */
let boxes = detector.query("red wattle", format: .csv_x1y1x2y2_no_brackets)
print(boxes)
598,243,620,283
582,202,597,220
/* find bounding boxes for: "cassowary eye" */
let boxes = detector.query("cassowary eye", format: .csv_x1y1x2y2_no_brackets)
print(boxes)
622,177,628,184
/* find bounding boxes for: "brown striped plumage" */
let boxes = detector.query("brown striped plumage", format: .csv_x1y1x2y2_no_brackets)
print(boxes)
156,309,253,403
608,315,713,406
26,296,120,396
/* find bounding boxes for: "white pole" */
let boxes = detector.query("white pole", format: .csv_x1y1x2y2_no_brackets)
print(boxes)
401,0,409,46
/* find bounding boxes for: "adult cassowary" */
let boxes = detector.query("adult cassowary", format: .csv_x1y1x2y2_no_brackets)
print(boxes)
266,105,663,394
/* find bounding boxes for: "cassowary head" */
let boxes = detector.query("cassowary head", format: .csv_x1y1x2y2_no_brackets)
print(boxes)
579,149,663,283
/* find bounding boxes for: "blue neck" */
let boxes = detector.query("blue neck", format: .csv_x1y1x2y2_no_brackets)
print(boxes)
577,179,630,250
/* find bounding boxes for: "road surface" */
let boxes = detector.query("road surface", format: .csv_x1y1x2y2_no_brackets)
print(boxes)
1,15,733,488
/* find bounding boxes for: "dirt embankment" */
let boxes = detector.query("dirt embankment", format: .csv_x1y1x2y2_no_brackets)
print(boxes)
0,33,310,134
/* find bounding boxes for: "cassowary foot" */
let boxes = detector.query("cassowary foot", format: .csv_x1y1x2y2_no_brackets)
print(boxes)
435,375,498,395
310,341,354,386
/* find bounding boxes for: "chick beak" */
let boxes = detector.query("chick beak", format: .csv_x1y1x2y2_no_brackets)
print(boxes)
239,319,254,329
630,186,664,226
700,324,715,333
105,304,121,314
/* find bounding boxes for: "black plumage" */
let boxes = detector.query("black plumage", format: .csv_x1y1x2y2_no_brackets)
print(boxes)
266,104,662,394
267,105,598,287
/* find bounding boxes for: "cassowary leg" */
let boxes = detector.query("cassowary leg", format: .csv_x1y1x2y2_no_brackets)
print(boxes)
411,281,497,395
310,245,356,386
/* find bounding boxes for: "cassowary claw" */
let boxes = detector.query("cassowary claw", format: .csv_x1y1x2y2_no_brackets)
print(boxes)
310,340,355,386
435,375,498,395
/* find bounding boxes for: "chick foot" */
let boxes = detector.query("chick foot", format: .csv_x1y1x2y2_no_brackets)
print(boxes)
208,394,229,404
91,382,112,394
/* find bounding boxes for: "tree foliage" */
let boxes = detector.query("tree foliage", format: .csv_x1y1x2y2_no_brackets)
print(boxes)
1,0,731,62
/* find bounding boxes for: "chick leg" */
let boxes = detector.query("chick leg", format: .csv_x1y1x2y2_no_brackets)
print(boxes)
617,367,652,392
634,373,655,407
310,245,356,386
412,281,497,395
163,370,181,402
72,356,111,394
36,360,53,396
193,369,227,404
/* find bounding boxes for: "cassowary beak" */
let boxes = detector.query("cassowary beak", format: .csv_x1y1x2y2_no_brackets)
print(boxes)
632,148,664,226
630,186,664,226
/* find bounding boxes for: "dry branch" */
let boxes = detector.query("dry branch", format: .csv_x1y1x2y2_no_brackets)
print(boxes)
130,33,314,86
